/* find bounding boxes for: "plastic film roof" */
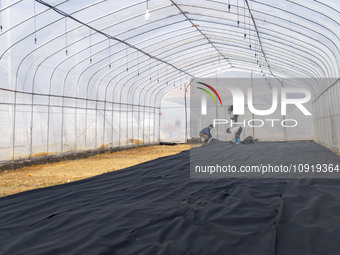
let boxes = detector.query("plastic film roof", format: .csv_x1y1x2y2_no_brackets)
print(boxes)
0,0,339,107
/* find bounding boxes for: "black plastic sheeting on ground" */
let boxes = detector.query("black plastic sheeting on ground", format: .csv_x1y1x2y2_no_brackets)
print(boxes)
191,140,339,178
159,142,177,146
0,142,340,255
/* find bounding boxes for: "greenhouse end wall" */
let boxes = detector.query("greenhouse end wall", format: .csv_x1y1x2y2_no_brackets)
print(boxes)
313,79,340,154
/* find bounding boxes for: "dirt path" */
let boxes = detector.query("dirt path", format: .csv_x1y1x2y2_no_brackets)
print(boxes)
0,144,190,197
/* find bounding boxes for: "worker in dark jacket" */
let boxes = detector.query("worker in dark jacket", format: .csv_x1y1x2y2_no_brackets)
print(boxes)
199,124,213,143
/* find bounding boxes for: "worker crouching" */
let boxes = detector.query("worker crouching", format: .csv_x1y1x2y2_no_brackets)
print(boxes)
199,124,213,143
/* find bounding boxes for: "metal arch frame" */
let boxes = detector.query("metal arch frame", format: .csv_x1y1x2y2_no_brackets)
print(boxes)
44,37,121,153
213,42,322,79
161,45,316,82
144,0,338,73
0,0,23,13
284,0,340,28
29,48,180,154
248,0,340,51
157,68,313,116
195,20,335,78
13,0,334,98
86,53,190,147
7,0,155,158
148,53,219,100
123,51,206,104
131,71,185,145
213,38,326,79
174,10,328,81
198,22,334,70
107,45,215,108
180,4,339,77
157,33,324,80
96,42,190,103
191,19,334,80
21,36,115,156
185,6,338,78
3,1,193,80
204,0,340,67
311,0,339,13
76,31,199,101
226,57,313,80
1,0,112,59
201,32,324,78
115,15,189,43
3,0,339,160
31,13,199,101
107,61,182,145
89,38,206,106
117,11,332,81
116,69,187,145
119,64,188,145
127,25,326,85
89,33,202,101
228,62,318,96
172,55,317,94
39,16,326,103
194,62,316,90
154,49,317,99
10,3,200,155
0,0,68,37
107,47,229,144
156,67,316,143
133,76,183,144
170,0,233,68
54,34,203,148
120,26,199,56
129,49,218,105
137,35,209,62
20,34,316,144
200,25,332,78
230,59,318,95
34,0,194,77
5,0,340,83
125,46,214,102
155,59,278,108
247,0,340,73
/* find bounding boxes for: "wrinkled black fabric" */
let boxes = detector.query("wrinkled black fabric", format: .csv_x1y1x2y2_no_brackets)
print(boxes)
0,142,339,255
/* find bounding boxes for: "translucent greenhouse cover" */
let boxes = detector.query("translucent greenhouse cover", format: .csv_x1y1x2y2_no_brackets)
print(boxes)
0,0,339,161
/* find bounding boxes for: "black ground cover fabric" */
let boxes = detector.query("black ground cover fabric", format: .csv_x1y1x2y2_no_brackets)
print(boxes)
0,141,339,255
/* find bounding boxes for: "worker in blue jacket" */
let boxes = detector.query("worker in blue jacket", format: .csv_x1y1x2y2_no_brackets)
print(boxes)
199,124,213,143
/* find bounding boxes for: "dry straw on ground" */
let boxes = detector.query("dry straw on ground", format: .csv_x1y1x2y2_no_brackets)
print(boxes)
0,144,190,197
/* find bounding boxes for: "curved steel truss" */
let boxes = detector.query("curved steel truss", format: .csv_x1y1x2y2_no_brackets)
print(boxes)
0,0,339,159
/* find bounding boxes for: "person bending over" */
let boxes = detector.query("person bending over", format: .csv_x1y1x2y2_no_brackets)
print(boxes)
227,126,242,144
199,124,213,143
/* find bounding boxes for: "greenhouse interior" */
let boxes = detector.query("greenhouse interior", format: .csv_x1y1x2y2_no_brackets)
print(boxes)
0,0,339,254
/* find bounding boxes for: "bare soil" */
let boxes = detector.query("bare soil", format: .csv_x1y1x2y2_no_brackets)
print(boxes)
0,144,190,197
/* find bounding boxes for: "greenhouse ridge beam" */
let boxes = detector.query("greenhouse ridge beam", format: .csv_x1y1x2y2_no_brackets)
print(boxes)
165,1,337,79
188,3,335,77
170,0,233,68
35,0,195,79
244,0,283,86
